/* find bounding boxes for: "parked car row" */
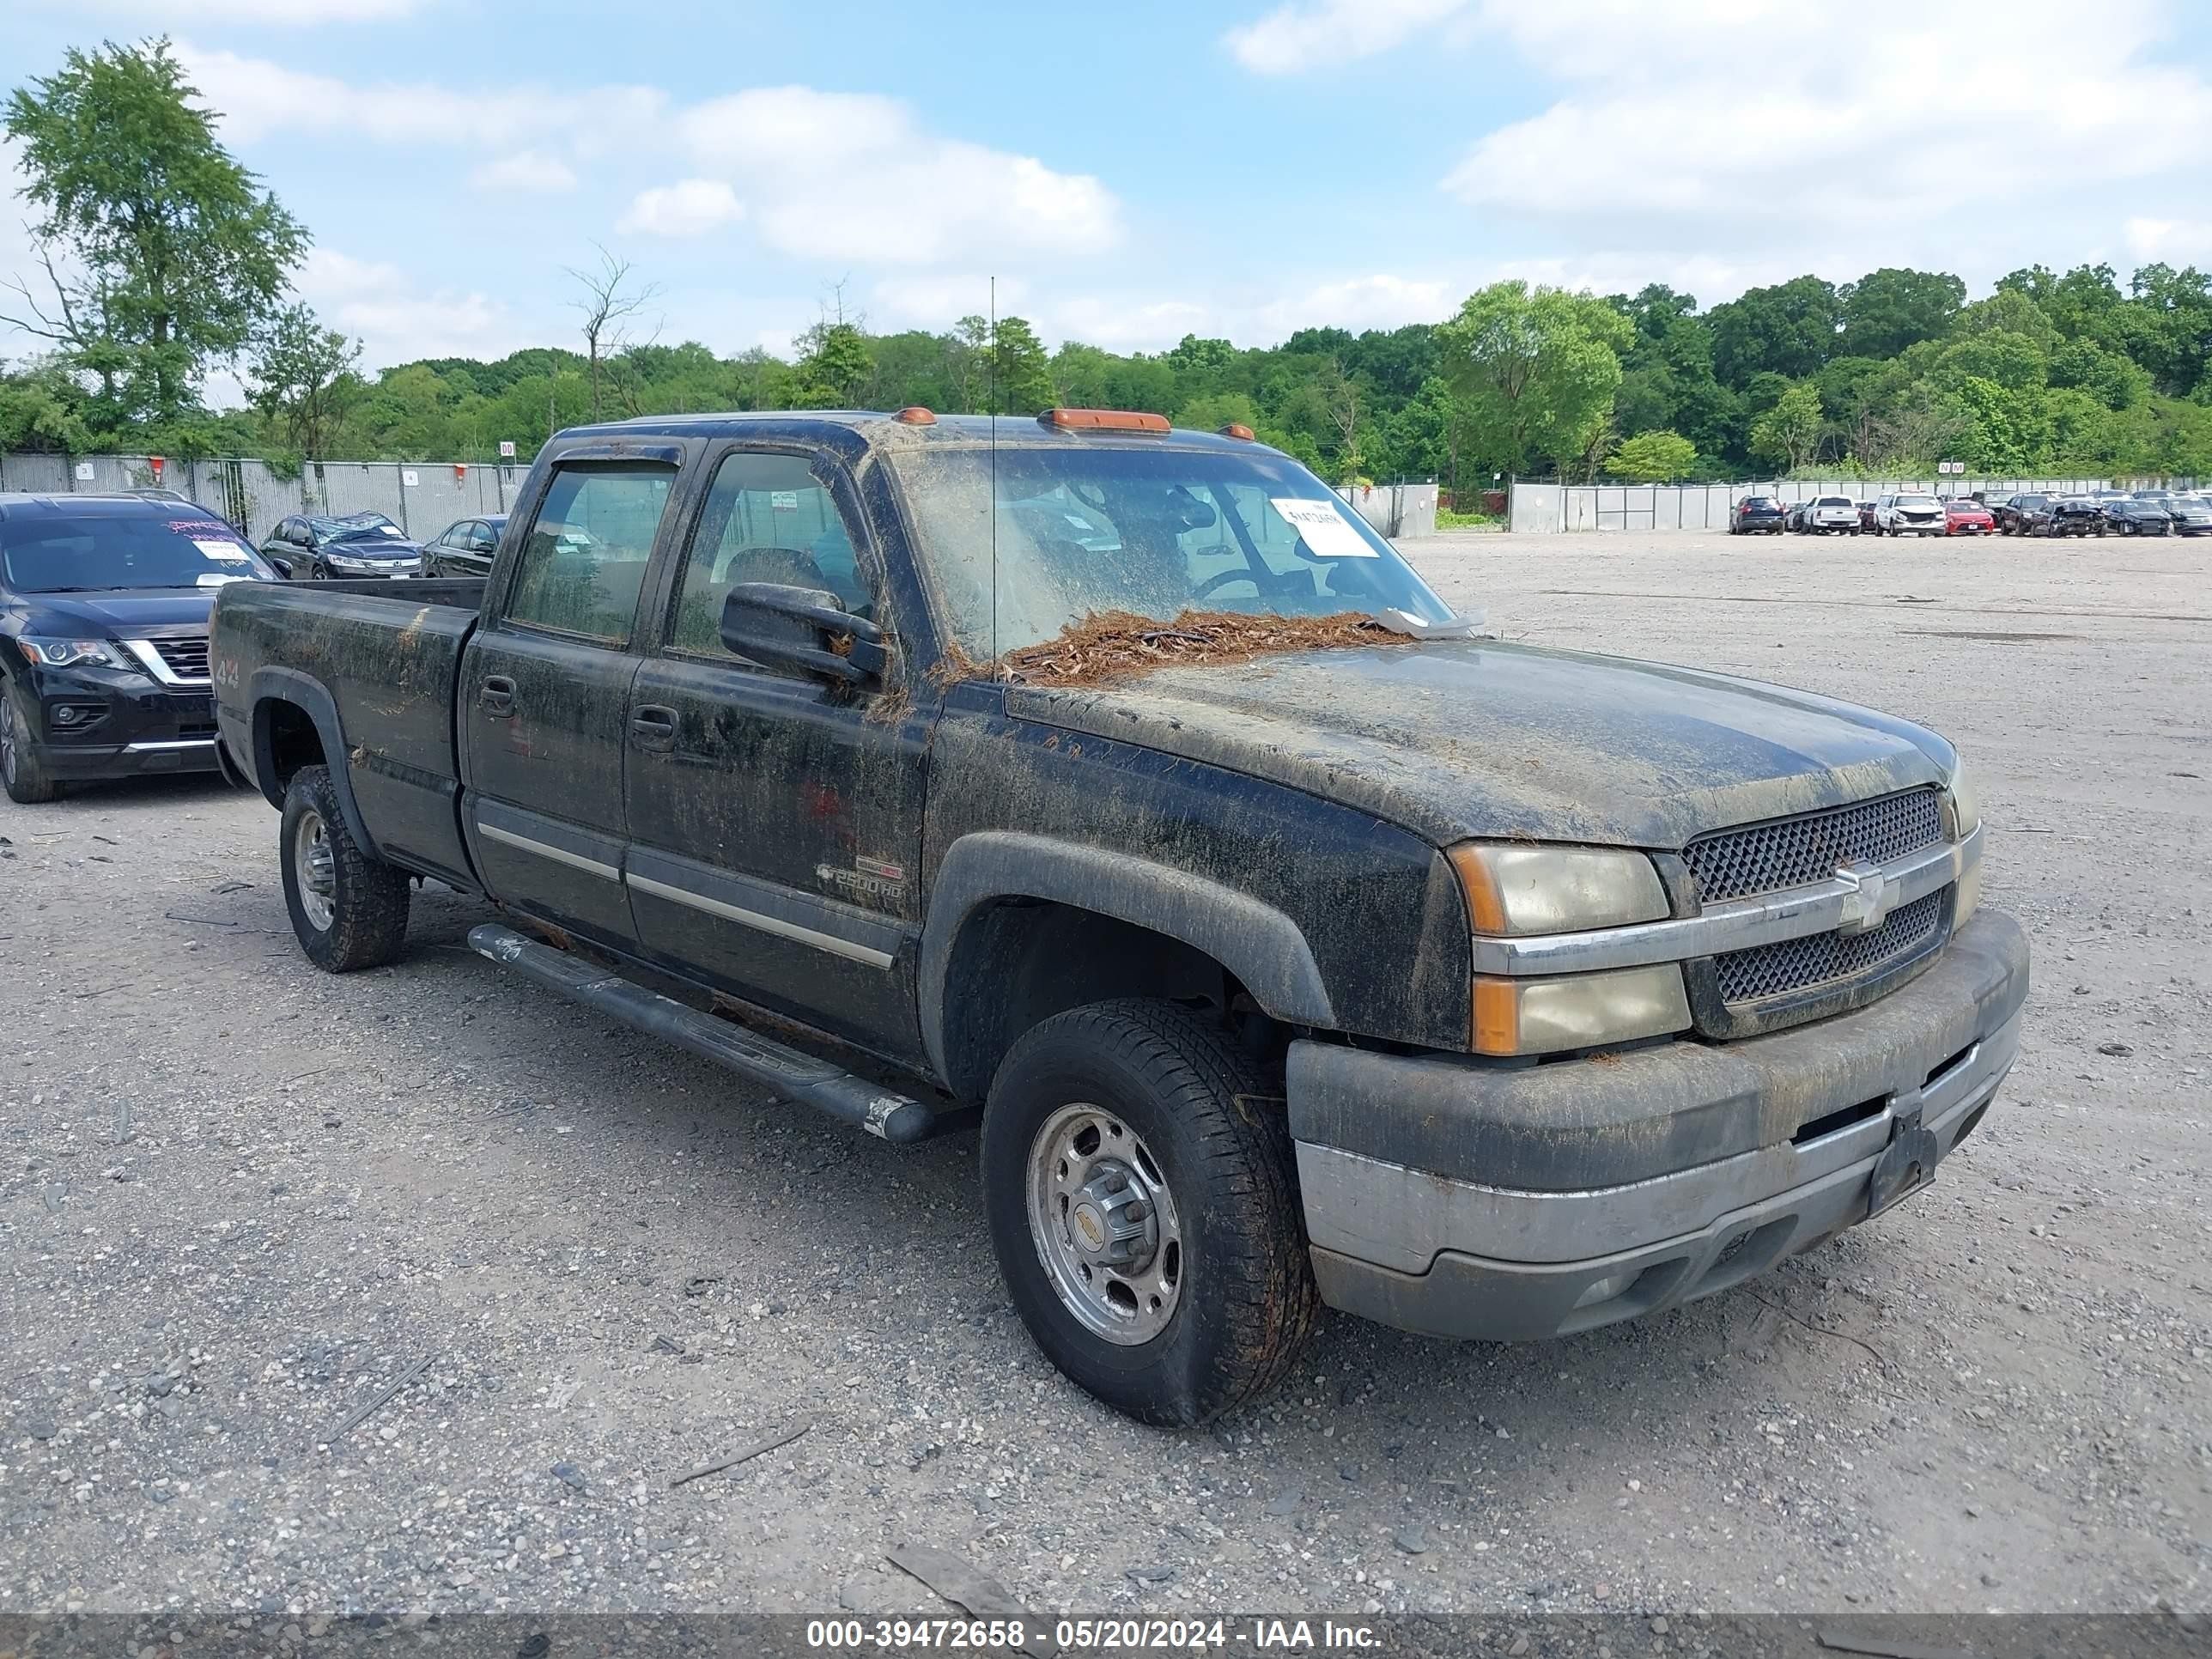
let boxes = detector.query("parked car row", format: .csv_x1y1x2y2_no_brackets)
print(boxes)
1988,489,2211,537
252,510,517,579
1732,486,2208,539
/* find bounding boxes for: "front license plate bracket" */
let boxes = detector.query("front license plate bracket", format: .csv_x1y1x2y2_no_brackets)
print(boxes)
1868,1105,1940,1218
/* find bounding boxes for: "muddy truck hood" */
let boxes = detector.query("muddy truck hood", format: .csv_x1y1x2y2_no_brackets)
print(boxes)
1006,638,1954,850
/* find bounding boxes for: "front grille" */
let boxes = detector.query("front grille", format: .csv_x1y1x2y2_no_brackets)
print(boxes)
1683,787,1943,903
151,636,210,679
1713,889,1944,1006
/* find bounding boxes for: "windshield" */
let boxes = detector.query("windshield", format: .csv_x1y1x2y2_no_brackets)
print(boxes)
1,514,274,592
1895,495,1938,507
885,442,1453,656
310,515,409,544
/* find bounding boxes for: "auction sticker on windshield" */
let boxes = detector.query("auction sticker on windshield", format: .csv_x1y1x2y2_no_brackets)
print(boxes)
195,538,251,562
1271,496,1376,556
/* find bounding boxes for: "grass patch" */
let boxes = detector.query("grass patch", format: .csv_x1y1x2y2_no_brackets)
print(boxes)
1436,507,1505,531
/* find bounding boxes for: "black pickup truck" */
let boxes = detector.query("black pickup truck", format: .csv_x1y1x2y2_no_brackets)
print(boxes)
210,410,2028,1425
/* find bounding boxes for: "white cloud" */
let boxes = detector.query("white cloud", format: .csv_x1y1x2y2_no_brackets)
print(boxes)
299,246,533,368
679,87,1120,263
175,43,665,154
2126,217,2212,264
617,179,744,238
469,152,578,194
1224,0,1474,75
1438,2,2212,240
870,275,1030,329
170,49,1119,269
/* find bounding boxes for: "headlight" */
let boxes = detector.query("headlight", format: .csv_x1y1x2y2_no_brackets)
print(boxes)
16,637,130,671
1448,842,1670,936
1946,758,1979,838
1451,842,1686,1055
1473,965,1692,1056
326,554,376,571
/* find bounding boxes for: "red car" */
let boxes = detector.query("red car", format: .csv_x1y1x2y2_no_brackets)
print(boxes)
1943,497,1996,536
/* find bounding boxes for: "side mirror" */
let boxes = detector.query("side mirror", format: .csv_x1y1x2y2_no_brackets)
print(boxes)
719,582,886,686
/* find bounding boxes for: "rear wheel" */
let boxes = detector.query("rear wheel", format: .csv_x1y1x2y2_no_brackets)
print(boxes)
280,764,410,971
981,998,1319,1426
0,680,61,804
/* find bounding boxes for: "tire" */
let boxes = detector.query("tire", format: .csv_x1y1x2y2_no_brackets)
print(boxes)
1,678,61,803
279,763,410,972
981,998,1320,1426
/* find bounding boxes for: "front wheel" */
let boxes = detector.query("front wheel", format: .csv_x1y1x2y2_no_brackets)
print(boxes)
280,764,411,971
981,999,1319,1426
1,680,61,803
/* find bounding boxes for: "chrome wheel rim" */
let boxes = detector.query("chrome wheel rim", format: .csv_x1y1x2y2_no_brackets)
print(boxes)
1025,1103,1182,1346
294,808,337,931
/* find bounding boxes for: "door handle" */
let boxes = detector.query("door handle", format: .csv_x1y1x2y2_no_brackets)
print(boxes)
480,676,516,716
629,704,678,750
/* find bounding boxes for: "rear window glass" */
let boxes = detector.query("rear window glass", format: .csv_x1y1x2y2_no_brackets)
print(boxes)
1814,496,1853,507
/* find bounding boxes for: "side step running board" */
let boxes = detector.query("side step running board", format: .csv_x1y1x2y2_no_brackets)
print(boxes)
467,924,957,1144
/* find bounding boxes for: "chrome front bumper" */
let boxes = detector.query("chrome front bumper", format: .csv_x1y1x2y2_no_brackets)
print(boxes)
1291,909,2028,1341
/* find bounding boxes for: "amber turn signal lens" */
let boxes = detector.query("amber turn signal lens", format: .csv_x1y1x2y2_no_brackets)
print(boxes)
1473,979,1522,1054
1037,408,1171,434
1449,843,1511,934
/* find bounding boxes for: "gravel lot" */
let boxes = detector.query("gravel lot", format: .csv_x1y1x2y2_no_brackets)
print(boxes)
3,529,2206,1622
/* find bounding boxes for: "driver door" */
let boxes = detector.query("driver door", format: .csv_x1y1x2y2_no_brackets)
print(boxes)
623,444,931,1065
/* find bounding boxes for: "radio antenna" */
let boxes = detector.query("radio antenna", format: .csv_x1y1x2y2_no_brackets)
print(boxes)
988,275,999,666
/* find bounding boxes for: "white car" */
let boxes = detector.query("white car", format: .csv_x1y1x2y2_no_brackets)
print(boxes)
1797,495,1861,534
1875,493,1945,536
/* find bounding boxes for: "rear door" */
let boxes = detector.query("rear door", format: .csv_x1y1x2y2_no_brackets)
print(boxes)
459,457,679,948
623,444,931,1062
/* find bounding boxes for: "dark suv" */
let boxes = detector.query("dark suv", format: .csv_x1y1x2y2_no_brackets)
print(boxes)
1,494,276,802
1729,495,1788,533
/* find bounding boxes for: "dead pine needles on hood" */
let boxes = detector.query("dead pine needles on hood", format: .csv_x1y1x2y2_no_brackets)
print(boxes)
935,608,1419,690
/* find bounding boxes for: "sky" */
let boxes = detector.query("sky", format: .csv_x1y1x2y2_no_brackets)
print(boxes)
5,0,2212,384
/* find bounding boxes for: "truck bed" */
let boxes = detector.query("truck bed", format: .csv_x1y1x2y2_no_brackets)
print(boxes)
211,578,485,885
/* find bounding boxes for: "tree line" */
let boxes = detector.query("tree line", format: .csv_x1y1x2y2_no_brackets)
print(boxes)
6,39,2211,493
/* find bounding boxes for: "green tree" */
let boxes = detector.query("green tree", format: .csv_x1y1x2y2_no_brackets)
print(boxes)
793,320,872,406
1948,374,2046,472
4,37,307,425
1607,428,1697,481
1437,280,1633,476
0,357,95,453
1747,381,1824,472
982,315,1053,415
1838,268,1966,360
1707,276,1842,386
246,302,362,458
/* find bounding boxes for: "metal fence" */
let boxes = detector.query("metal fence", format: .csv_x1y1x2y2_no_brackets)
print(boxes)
1335,481,1438,538
0,453,534,544
1508,477,2118,533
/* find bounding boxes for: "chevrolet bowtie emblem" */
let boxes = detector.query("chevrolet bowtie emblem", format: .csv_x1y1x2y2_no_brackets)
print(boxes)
1835,860,1896,935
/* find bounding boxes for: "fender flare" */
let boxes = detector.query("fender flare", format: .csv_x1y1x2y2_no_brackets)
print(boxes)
246,665,380,858
919,830,1337,1080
